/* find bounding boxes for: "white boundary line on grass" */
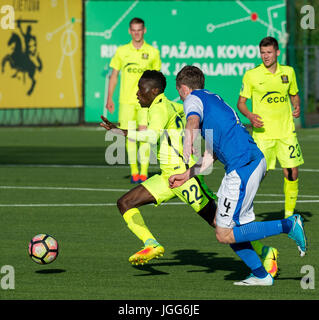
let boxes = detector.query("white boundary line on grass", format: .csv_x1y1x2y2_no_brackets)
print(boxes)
1,164,319,173
0,185,318,207
0,200,319,207
0,185,319,198
0,186,130,192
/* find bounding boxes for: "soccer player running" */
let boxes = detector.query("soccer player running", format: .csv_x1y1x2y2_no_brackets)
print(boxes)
106,18,161,184
101,70,217,265
169,66,307,286
237,36,304,219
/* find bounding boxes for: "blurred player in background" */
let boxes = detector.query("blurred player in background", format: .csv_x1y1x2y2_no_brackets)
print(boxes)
106,18,161,183
101,70,217,265
237,36,304,219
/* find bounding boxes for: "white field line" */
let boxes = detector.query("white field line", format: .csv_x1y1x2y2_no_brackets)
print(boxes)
0,164,132,169
1,164,319,173
0,186,130,192
0,185,318,207
0,200,319,208
256,194,319,198
0,185,318,199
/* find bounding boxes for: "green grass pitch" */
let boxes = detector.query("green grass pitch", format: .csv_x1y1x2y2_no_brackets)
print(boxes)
0,126,318,300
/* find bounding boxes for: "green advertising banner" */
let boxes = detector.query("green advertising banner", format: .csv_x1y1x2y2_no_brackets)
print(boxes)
85,0,287,123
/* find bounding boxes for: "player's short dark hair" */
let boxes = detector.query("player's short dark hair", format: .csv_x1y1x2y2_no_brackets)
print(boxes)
140,70,166,93
259,36,279,50
176,66,205,90
129,17,145,27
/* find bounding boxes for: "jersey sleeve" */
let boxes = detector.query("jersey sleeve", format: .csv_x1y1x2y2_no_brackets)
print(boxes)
127,128,158,144
109,47,122,71
240,72,252,99
288,68,299,95
184,94,203,122
172,102,184,117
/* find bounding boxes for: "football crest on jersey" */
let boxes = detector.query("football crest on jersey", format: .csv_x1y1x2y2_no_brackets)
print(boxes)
281,75,289,83
142,53,149,59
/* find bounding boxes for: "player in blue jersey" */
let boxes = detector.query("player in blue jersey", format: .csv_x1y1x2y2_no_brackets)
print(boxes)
169,66,307,286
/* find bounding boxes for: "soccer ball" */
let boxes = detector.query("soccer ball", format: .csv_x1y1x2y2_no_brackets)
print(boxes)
28,234,59,264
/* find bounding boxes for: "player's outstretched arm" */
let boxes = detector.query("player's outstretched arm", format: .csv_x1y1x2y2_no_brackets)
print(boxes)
169,170,191,189
100,115,127,136
193,149,216,174
184,115,201,162
169,149,217,188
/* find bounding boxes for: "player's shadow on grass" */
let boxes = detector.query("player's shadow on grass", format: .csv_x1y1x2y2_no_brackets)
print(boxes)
35,269,66,274
257,210,312,222
275,276,302,281
132,249,247,280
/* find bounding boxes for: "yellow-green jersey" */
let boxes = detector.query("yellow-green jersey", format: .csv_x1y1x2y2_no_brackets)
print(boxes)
240,63,299,139
109,41,161,105
127,93,195,174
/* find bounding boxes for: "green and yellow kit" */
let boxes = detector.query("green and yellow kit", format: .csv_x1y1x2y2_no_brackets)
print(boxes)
240,62,304,169
127,93,215,212
110,41,161,129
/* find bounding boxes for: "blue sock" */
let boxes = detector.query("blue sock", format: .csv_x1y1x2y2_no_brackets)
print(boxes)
233,220,288,243
281,218,293,233
230,242,268,278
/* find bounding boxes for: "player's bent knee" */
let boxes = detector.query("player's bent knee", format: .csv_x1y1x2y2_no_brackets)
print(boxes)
284,167,298,181
117,194,134,215
116,197,126,215
117,185,154,215
215,232,227,244
215,227,234,244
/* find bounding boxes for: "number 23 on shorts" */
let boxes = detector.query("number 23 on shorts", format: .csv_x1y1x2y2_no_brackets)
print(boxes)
288,143,301,159
284,141,304,168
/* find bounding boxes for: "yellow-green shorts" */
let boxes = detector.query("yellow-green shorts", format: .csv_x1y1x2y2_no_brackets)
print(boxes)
141,173,216,213
254,135,304,170
118,103,148,130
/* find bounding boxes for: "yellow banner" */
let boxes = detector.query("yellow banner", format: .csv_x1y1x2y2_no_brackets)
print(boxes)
0,0,82,108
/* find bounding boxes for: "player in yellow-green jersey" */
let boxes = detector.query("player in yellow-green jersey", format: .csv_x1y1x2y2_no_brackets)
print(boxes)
101,70,217,265
237,36,304,275
238,36,303,218
100,71,280,277
106,18,161,184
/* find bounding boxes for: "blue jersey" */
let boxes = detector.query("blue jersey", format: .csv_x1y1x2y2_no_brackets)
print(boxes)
184,89,264,173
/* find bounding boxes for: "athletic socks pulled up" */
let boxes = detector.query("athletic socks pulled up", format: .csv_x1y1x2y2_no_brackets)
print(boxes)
233,219,293,243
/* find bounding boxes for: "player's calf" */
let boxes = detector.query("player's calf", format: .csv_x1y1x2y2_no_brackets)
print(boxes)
117,184,155,215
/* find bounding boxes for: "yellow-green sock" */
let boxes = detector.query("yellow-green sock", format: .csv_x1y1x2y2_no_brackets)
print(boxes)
139,142,150,177
251,240,265,257
123,208,155,243
284,178,298,218
126,139,139,176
